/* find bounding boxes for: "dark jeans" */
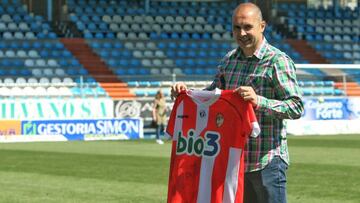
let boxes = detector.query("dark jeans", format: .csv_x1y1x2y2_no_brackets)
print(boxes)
244,156,288,203
156,124,164,139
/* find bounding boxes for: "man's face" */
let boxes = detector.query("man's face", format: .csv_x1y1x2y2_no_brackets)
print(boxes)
232,8,265,55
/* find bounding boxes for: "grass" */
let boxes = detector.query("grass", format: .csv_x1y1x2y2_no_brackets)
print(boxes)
0,141,171,203
0,135,359,202
287,135,360,203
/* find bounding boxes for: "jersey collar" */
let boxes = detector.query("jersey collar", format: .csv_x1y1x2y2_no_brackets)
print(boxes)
186,88,221,106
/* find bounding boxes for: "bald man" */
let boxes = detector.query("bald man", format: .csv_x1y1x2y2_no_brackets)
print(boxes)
171,3,303,203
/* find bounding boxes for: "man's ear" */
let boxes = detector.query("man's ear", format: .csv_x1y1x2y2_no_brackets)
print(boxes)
260,21,266,33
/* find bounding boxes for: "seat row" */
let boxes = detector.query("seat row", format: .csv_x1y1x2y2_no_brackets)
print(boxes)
127,81,212,98
333,43,360,51
0,40,65,49
0,49,40,58
299,80,334,87
302,88,344,96
96,48,227,60
2,31,57,39
127,80,212,88
296,25,360,36
82,15,209,25
107,23,230,34
0,75,99,86
1,49,71,58
0,76,75,86
114,66,216,77
0,67,86,77
0,58,60,67
306,18,360,27
69,2,233,17
287,9,358,19
90,40,233,50
83,31,234,41
0,86,107,98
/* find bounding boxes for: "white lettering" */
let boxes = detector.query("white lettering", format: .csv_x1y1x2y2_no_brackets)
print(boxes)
0,99,114,119
35,119,140,136
306,100,343,109
315,108,343,119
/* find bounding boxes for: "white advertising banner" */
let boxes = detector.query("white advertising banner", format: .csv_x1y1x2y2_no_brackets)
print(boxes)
287,97,360,135
0,98,114,119
286,120,360,135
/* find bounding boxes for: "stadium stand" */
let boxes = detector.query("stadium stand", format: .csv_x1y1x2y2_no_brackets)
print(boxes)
274,3,360,64
1,0,359,100
270,2,360,96
63,0,344,97
0,0,111,98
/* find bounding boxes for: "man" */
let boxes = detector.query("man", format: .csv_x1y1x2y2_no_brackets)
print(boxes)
171,2,304,203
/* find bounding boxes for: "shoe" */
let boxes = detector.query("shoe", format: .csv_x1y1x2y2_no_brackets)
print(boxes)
156,139,164,145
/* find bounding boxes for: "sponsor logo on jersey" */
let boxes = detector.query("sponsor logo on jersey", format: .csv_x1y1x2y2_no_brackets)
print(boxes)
176,129,220,157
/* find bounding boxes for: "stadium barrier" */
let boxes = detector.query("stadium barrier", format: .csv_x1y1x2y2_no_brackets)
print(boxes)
0,96,359,140
0,118,143,143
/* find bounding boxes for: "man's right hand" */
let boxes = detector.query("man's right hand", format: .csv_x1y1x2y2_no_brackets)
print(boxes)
170,82,188,100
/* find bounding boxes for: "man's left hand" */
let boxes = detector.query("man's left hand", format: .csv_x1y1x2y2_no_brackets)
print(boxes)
234,86,258,107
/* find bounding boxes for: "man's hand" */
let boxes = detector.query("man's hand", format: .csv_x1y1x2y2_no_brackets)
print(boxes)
171,82,188,100
234,86,258,107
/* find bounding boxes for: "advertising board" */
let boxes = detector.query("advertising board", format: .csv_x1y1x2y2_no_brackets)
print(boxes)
0,98,114,119
21,118,143,141
287,97,360,135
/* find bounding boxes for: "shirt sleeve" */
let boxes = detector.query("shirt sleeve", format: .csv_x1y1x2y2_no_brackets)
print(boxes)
205,51,234,91
255,55,304,119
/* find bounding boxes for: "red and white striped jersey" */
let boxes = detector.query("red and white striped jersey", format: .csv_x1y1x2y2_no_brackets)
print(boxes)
166,89,260,203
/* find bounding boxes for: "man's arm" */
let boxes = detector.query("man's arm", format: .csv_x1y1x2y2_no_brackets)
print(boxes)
255,56,304,119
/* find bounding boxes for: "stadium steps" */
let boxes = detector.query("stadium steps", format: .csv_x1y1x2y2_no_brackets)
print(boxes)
60,38,135,99
285,39,328,64
334,82,360,96
286,39,345,76
99,83,135,99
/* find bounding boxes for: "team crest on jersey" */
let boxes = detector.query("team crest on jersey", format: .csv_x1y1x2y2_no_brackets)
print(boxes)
216,113,224,127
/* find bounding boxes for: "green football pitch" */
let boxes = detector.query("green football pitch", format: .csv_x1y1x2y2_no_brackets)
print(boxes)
0,135,359,203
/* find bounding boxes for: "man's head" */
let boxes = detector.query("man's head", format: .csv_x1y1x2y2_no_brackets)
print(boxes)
232,3,266,56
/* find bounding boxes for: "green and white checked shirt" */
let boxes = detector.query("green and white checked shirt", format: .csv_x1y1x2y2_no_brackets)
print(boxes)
207,38,304,172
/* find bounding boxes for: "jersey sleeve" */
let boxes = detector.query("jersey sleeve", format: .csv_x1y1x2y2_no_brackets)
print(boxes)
165,93,184,138
229,91,260,138
246,102,260,138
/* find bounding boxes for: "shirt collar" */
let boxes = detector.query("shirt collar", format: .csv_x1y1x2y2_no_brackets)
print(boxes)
235,37,268,60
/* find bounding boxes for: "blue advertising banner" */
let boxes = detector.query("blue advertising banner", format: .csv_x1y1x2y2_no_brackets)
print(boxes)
301,97,360,120
21,118,143,141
